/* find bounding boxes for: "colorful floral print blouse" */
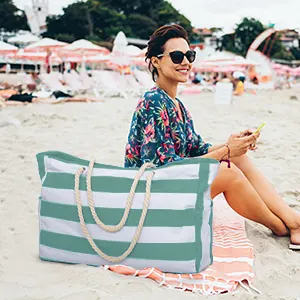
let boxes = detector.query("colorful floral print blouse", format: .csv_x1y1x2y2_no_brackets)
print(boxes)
124,87,212,168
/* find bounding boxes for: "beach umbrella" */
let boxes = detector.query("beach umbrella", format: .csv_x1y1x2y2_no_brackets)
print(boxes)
7,33,39,46
86,53,110,63
62,39,109,54
0,41,18,54
138,47,147,57
110,31,132,67
8,49,62,64
131,56,147,66
112,31,128,54
204,51,237,62
25,38,68,52
124,45,141,56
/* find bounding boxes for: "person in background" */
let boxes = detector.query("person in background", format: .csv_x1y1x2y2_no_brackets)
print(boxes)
286,71,292,89
233,76,245,95
212,72,219,84
219,73,231,83
192,72,203,84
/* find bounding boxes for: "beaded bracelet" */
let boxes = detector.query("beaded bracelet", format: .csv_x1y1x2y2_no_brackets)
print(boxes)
220,144,231,168
224,144,230,159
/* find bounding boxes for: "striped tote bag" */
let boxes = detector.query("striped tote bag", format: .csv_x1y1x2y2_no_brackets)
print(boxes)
36,151,219,274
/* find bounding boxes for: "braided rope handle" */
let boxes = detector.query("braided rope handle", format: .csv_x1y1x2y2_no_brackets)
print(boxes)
74,160,155,263
86,160,156,232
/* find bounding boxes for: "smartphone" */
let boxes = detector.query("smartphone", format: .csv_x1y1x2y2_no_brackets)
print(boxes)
253,122,266,134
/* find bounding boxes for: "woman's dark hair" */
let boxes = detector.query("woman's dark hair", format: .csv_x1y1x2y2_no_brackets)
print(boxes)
145,24,190,82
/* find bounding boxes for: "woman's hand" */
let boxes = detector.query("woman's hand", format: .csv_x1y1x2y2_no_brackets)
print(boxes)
239,129,260,150
226,133,259,157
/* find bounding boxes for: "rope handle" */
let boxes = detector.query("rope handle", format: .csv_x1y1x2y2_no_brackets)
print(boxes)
74,160,155,263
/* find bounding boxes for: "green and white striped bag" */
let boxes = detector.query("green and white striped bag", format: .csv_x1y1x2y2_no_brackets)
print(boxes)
36,151,219,273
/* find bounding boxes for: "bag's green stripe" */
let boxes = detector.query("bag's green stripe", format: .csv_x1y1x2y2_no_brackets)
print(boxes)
195,163,210,273
40,230,196,261
43,172,203,194
36,151,219,181
40,200,196,227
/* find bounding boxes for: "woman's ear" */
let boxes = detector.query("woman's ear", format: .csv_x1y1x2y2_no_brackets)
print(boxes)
151,57,161,69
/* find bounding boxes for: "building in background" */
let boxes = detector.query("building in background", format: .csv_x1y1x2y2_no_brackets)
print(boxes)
193,28,218,48
278,29,299,50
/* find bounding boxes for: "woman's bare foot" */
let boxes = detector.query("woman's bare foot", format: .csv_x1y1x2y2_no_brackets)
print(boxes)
272,226,289,237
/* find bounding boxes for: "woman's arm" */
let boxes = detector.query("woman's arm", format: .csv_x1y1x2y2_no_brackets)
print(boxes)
201,145,229,161
207,144,225,152
139,96,183,166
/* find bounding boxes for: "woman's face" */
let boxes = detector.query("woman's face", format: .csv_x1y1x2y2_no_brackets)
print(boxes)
152,38,193,83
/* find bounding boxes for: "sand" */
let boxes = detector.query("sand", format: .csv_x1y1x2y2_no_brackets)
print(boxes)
1,88,300,300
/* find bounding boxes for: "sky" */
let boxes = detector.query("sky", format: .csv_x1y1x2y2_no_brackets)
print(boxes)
14,0,300,33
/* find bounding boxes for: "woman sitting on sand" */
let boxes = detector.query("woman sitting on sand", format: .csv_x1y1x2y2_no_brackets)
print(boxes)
124,24,300,249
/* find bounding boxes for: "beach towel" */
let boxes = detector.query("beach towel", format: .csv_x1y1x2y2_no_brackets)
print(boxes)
105,194,258,295
36,151,219,274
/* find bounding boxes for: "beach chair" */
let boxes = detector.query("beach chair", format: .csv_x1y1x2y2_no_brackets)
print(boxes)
62,71,87,94
133,70,154,92
110,71,142,97
39,73,69,94
92,70,128,98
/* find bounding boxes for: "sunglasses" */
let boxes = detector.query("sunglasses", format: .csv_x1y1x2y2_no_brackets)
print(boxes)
157,50,196,64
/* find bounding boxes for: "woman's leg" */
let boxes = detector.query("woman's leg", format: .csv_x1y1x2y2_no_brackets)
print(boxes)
231,154,300,244
211,161,288,236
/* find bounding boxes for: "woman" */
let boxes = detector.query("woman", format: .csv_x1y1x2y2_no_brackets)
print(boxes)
124,24,300,248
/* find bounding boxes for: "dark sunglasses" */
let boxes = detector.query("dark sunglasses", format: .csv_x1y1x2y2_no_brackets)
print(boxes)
157,50,196,64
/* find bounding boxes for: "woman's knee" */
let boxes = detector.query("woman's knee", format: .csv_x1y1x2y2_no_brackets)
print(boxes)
220,161,244,181
211,161,245,198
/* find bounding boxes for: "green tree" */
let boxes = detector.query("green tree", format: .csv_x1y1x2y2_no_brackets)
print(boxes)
210,27,223,34
89,2,127,40
150,1,193,36
219,33,238,53
0,0,29,31
234,17,265,56
126,14,158,39
45,2,91,40
290,47,300,60
44,0,195,42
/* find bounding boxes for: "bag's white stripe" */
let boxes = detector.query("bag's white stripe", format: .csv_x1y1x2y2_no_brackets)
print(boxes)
45,157,201,180
40,217,195,243
39,245,196,273
200,189,213,269
41,187,197,210
208,163,219,185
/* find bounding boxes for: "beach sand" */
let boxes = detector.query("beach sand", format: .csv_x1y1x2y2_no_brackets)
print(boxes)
1,88,300,300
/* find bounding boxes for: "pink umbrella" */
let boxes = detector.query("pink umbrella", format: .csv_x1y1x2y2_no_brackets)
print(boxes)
8,50,62,64
85,53,110,63
0,41,18,55
24,38,67,52
61,39,110,55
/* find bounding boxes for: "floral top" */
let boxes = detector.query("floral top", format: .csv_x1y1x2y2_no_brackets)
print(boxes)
124,87,212,168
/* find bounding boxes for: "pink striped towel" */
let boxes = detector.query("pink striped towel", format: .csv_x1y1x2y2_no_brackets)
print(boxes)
104,194,260,295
